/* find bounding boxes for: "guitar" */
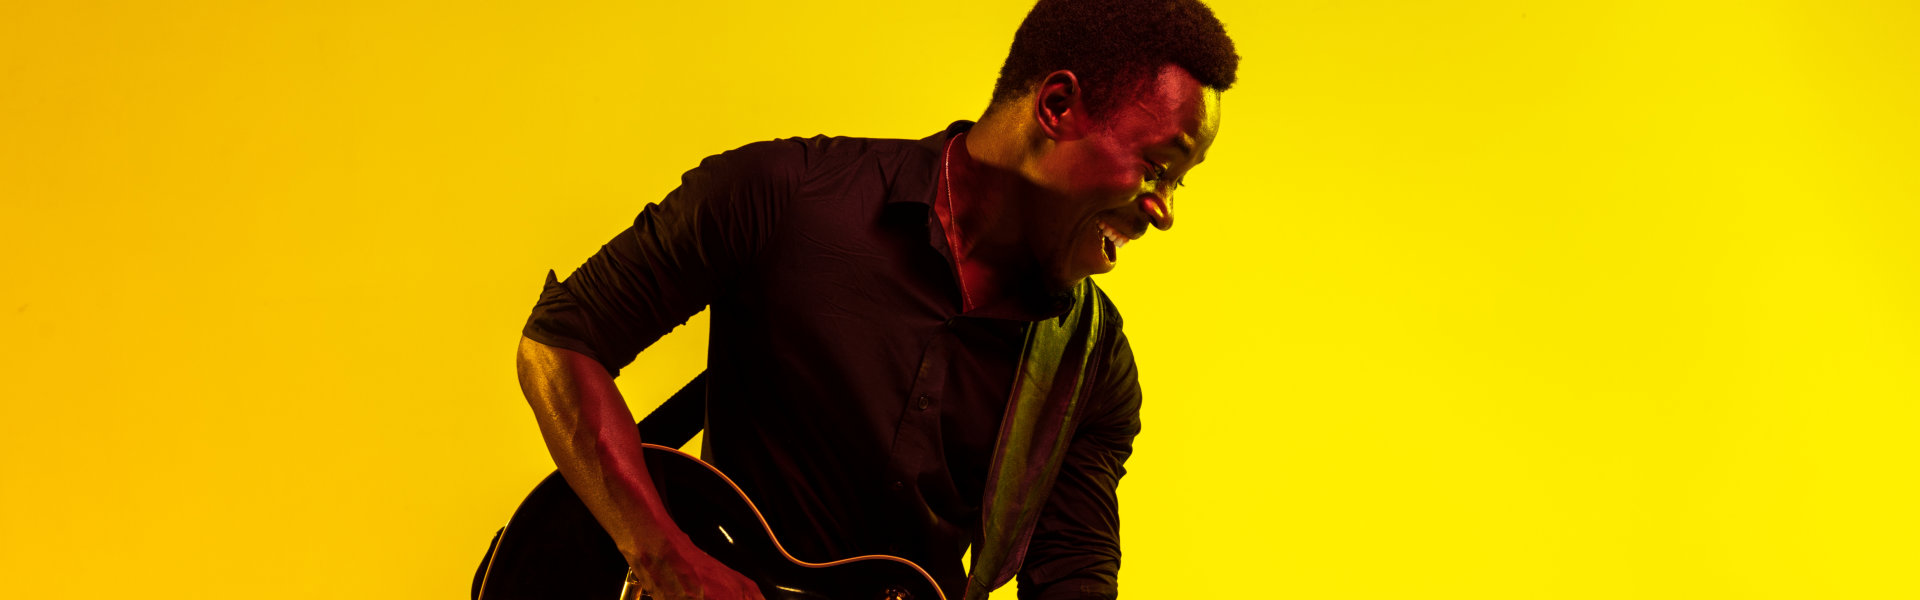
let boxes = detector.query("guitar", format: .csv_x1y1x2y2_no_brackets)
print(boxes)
473,443,947,600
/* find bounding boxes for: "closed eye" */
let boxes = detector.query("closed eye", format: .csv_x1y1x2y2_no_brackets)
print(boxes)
1145,162,1185,189
1144,162,1170,183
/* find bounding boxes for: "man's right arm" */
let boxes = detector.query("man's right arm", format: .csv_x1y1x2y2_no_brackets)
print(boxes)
516,335,762,599
514,139,800,598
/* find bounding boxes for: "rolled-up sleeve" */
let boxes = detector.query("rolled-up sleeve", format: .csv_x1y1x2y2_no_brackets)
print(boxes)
1017,330,1142,600
522,139,800,377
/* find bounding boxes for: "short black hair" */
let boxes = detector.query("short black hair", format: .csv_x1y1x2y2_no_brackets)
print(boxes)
990,0,1240,117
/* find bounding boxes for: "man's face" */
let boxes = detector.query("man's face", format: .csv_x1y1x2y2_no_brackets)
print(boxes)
1030,64,1223,290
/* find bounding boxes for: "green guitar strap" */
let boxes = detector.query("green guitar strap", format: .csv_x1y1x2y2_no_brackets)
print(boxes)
965,278,1110,600
636,370,707,450
630,278,1111,600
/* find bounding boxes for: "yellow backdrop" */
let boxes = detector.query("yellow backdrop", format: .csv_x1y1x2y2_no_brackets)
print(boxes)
4,1,1916,598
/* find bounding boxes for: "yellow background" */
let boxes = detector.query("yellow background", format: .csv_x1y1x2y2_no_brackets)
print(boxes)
3,1,1916,597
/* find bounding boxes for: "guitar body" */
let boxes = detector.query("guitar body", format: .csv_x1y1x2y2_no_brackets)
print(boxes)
475,444,946,600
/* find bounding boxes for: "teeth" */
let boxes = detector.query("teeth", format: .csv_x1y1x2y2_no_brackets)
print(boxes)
1097,222,1131,250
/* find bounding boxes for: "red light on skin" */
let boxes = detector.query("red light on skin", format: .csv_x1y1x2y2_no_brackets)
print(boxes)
1141,195,1172,230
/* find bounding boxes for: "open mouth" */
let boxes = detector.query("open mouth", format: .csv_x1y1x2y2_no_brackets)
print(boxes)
1097,221,1132,264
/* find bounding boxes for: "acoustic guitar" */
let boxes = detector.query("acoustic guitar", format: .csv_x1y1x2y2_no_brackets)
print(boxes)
473,442,947,600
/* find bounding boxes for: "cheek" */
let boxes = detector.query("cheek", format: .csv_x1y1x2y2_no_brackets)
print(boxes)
1062,147,1137,195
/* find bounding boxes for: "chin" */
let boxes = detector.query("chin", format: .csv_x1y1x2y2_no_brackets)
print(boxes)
1049,274,1085,296
1049,261,1103,293
1037,263,1078,295
1051,248,1112,290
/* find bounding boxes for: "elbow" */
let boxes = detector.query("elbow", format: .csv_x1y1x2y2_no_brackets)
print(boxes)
516,334,541,366
515,335,552,404
515,335,535,376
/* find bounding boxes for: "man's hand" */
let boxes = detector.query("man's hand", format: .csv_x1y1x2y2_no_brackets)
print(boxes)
629,535,765,600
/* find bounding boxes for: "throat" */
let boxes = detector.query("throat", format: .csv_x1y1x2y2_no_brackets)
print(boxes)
937,132,1032,315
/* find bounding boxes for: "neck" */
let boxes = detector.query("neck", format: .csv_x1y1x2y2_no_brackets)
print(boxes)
954,108,1045,270
944,113,1050,316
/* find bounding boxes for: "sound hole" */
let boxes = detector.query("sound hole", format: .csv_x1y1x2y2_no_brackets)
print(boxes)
880,587,912,600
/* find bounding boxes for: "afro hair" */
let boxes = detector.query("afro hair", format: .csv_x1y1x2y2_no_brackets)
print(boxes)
990,0,1240,117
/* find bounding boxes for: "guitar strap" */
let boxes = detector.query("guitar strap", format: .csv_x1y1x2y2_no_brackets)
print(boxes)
964,277,1110,600
636,370,708,451
633,278,1112,600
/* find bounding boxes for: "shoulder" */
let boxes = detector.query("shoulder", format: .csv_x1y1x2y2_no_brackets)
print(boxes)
1080,279,1135,388
1084,279,1128,338
711,134,934,182
1077,279,1143,430
670,134,918,205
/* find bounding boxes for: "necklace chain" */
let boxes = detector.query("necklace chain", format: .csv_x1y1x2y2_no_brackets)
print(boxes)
941,133,976,312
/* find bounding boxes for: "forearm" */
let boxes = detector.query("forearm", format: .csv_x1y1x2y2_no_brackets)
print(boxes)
516,334,688,568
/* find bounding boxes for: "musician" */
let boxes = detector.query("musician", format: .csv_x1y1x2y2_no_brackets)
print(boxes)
514,1,1237,598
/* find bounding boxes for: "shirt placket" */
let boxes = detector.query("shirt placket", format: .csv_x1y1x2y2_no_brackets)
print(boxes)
880,317,962,549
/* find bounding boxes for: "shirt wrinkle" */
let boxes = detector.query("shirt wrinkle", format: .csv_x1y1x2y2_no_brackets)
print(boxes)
522,121,1140,600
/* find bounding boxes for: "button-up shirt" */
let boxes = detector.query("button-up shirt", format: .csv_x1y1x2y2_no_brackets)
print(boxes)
522,120,1141,600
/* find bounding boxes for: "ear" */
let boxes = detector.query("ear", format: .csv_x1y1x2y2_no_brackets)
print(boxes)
1031,70,1090,142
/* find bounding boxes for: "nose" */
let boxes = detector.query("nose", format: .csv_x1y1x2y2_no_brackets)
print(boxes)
1142,193,1174,231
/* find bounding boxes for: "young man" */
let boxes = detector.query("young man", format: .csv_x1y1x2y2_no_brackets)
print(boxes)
515,1,1236,598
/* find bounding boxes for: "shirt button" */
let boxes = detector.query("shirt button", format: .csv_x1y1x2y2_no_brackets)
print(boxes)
891,480,905,491
916,394,932,411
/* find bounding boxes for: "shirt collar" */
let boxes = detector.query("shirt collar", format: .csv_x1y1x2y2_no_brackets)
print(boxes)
882,120,1078,321
881,120,975,207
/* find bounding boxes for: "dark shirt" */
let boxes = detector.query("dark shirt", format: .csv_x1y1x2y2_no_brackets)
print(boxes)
522,121,1141,600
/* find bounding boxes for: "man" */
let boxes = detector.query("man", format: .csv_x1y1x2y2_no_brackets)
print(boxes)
515,1,1236,598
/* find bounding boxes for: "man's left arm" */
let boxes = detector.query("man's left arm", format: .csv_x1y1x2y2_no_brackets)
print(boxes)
1017,331,1142,600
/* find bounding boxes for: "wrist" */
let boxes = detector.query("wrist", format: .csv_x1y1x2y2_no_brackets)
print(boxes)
626,527,700,571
